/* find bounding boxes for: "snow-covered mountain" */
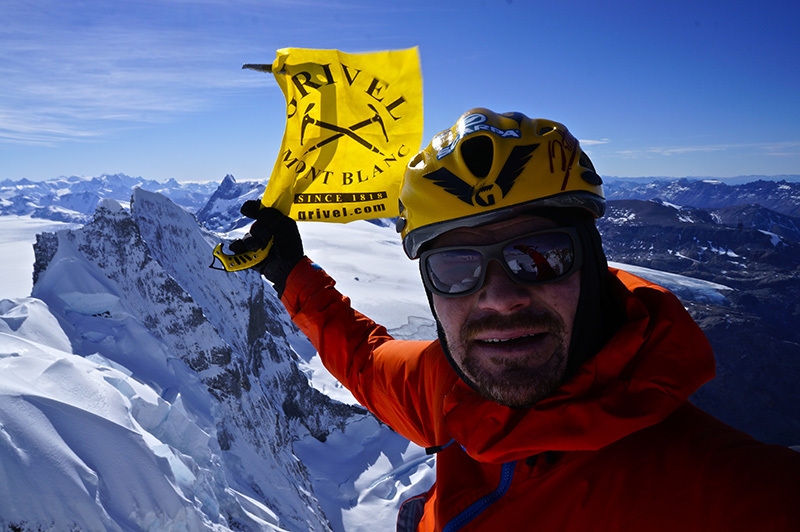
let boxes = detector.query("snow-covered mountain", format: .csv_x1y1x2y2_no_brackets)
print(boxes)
1,172,799,530
2,186,435,531
194,174,264,233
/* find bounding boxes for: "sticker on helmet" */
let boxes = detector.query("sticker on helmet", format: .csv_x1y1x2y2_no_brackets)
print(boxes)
435,113,521,159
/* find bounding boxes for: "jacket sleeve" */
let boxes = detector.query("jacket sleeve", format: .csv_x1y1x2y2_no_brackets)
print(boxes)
279,257,457,448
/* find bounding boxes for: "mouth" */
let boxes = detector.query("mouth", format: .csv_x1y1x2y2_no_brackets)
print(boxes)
473,331,553,352
460,310,566,361
478,332,546,346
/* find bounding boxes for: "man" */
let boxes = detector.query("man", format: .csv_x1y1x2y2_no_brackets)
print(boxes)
230,109,800,531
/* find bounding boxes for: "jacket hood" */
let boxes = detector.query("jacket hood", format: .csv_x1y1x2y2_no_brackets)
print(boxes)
439,268,716,463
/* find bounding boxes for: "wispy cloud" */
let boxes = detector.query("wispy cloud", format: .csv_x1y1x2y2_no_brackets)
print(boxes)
614,141,800,159
0,2,265,145
0,0,454,146
761,141,800,157
580,138,611,146
0,106,103,146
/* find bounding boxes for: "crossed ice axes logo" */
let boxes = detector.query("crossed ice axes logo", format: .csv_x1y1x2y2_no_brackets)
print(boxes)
300,102,389,156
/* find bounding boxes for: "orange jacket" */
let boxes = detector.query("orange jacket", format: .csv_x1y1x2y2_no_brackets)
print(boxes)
282,258,800,531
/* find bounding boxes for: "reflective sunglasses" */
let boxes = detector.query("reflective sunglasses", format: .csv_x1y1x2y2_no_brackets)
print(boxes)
420,227,582,297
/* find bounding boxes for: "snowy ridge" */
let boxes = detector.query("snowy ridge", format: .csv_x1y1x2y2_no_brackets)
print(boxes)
1,298,249,531
1,188,433,531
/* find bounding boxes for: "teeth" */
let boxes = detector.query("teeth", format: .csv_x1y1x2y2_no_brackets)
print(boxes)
483,333,538,343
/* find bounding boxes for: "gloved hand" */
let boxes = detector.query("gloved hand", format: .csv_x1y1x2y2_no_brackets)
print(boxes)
229,201,304,295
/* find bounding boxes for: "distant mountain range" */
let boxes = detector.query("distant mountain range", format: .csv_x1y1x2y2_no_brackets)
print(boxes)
605,174,800,185
604,176,800,217
0,173,219,223
3,172,799,224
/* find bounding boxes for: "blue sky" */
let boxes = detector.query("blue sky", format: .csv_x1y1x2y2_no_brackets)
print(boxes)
1,0,798,182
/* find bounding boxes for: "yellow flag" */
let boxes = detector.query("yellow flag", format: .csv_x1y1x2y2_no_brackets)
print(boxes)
262,47,423,222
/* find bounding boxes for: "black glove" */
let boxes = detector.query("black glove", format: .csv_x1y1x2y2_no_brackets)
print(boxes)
229,201,304,295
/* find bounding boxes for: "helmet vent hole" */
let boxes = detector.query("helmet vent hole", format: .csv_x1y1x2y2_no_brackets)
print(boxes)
460,135,494,178
408,151,425,169
579,152,596,173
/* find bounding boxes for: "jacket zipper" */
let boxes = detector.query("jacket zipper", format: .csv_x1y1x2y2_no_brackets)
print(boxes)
441,461,515,532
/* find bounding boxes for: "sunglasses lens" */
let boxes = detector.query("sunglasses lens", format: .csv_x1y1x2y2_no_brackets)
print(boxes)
423,230,577,296
424,249,483,295
503,232,575,283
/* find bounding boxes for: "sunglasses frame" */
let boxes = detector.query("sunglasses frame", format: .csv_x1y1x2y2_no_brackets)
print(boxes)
420,227,583,298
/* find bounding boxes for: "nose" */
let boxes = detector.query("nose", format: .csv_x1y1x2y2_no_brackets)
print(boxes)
477,260,533,313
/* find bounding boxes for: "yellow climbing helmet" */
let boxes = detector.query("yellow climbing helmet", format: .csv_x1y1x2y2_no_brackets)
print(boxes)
397,108,605,259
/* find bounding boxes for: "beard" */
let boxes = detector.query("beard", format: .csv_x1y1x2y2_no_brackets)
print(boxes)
448,309,570,408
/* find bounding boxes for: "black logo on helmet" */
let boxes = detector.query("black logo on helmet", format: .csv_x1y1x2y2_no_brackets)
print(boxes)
422,144,538,207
